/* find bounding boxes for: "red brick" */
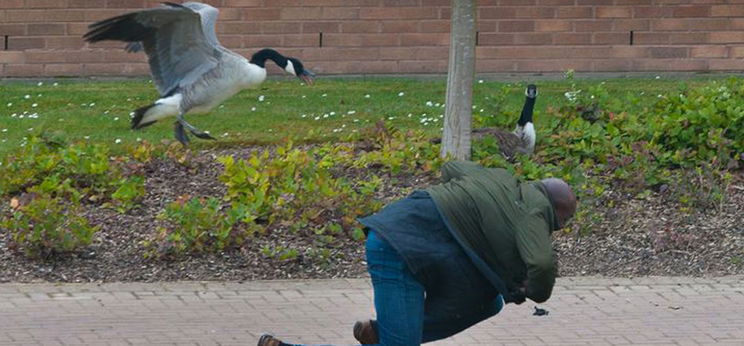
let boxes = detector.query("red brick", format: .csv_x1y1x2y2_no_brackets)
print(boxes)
635,33,670,44
515,7,555,18
46,36,85,49
342,21,382,33
45,63,84,76
652,19,690,31
557,7,593,19
4,63,44,77
399,59,447,73
25,51,65,63
708,59,744,70
577,0,613,4
414,46,449,60
0,51,25,64
106,0,146,8
632,58,708,71
574,20,613,32
668,32,709,44
68,0,106,8
613,19,650,31
8,37,45,50
420,20,449,33
0,0,24,9
67,23,89,35
691,46,729,58
303,47,380,61
281,7,322,20
553,33,592,45
516,59,592,72
26,0,70,8
596,7,632,18
673,6,711,17
217,35,244,49
27,24,67,36
321,7,360,20
480,7,517,19
8,9,85,22
381,21,419,33
261,22,301,34
218,8,242,21
302,22,341,34
730,46,744,58
614,0,653,4
709,31,744,43
224,0,263,6
0,24,26,35
711,5,744,16
633,7,674,18
84,9,127,21
323,33,399,47
607,46,650,58
243,35,285,48
648,47,689,58
218,22,261,35
535,20,571,32
478,33,515,45
536,0,575,5
513,33,553,45
686,19,731,31
592,59,633,71
379,47,416,60
283,34,318,47
475,59,517,72
499,0,536,5
593,33,631,45
241,8,281,21
383,0,419,6
360,7,438,20
732,19,744,29
498,21,535,32
399,33,449,46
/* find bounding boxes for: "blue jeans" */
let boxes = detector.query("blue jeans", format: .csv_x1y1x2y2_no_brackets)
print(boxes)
282,230,503,346
365,230,503,345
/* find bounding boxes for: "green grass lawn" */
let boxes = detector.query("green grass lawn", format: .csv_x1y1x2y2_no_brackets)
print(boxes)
0,75,734,157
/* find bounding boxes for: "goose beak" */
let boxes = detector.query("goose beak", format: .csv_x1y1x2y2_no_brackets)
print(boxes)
298,69,315,85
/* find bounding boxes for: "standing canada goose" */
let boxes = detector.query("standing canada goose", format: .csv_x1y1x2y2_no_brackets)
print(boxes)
83,2,315,145
432,84,538,160
471,84,537,160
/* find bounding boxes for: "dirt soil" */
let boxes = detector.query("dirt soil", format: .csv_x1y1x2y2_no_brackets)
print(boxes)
1,146,742,283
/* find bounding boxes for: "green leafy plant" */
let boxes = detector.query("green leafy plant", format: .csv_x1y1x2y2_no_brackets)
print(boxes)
2,194,99,258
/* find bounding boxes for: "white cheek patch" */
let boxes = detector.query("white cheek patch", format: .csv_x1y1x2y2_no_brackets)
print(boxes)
284,60,296,76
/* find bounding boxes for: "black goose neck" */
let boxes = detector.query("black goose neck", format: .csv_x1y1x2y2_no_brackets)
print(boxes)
250,49,287,68
518,97,536,126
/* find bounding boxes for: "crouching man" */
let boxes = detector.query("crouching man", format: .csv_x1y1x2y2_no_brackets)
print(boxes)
259,161,578,346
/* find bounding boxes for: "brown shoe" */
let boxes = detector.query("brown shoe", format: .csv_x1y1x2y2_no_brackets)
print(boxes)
353,319,379,344
257,333,284,346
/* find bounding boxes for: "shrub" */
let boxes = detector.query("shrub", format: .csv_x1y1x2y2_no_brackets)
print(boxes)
2,194,98,258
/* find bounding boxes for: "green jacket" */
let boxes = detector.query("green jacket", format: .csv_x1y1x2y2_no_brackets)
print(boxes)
426,161,559,303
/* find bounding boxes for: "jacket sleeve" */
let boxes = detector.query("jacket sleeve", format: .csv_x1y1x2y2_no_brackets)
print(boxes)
440,161,485,183
515,218,556,303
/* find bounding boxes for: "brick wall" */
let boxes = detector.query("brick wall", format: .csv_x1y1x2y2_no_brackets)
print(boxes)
0,0,743,77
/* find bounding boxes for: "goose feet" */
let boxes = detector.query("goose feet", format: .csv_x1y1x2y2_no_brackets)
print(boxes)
173,116,216,145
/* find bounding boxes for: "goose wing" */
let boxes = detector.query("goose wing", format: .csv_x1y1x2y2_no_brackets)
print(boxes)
84,2,220,96
182,2,222,49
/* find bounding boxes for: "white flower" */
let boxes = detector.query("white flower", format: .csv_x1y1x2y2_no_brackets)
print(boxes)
322,93,327,97
323,114,329,118
655,75,661,79
84,136,90,139
115,138,122,144
136,137,142,142
480,109,484,113
398,92,405,97
31,103,38,108
301,114,307,118
434,103,440,107
89,103,95,107
1,129,6,132
24,95,30,99
407,113,412,117
222,132,229,137
53,82,59,86
251,107,256,111
388,116,395,120
347,110,356,115
6,103,11,107
330,111,336,116
364,94,371,98
426,101,433,107
258,95,265,102
314,116,320,120
478,80,484,84
114,117,119,121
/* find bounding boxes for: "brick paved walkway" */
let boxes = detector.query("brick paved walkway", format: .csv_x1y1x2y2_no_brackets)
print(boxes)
0,276,742,345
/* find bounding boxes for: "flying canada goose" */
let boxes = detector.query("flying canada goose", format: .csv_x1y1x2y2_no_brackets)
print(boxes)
432,84,537,161
83,2,315,145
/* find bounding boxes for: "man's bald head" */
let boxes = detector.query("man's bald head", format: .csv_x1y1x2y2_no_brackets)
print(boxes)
541,178,577,229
